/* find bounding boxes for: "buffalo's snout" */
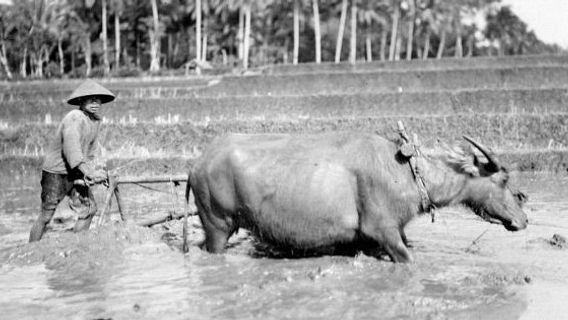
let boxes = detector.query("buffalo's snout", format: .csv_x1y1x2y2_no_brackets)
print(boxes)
505,216,528,231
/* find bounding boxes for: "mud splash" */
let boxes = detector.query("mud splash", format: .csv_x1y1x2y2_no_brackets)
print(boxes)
0,172,567,319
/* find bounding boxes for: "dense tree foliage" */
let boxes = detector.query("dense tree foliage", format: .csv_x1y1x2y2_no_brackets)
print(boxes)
0,0,563,80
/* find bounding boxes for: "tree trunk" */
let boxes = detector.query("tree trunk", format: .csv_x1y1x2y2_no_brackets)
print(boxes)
114,10,120,70
31,51,40,77
173,33,180,63
262,11,272,65
40,45,49,77
293,0,299,64
58,37,64,75
312,0,321,63
20,47,27,78
436,28,446,59
71,49,75,73
102,0,110,76
149,0,160,72
454,19,463,58
167,33,172,67
237,6,244,60
422,28,431,59
365,30,372,61
498,38,504,56
349,0,357,64
380,24,387,61
202,10,209,62
33,46,48,78
136,32,141,67
394,33,402,60
195,0,202,61
405,0,415,60
334,0,348,63
455,32,463,58
466,35,473,57
388,0,400,61
0,40,12,79
243,1,251,69
85,38,92,76
282,37,288,63
202,33,208,62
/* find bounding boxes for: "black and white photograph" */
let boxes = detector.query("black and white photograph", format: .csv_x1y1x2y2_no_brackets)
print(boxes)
0,0,567,319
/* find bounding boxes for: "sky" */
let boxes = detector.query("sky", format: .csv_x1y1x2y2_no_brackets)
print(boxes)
502,0,568,48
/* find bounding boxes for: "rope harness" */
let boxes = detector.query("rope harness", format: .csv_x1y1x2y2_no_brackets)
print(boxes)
397,122,436,222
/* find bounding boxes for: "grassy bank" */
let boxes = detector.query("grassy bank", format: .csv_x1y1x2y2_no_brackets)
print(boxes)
259,55,568,75
2,88,568,123
192,67,568,97
2,66,568,101
2,114,567,156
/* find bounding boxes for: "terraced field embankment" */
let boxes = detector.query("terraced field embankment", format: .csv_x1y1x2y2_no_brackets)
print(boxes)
1,55,567,176
260,54,568,74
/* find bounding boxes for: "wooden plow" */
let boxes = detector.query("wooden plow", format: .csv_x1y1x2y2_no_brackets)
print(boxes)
78,174,190,228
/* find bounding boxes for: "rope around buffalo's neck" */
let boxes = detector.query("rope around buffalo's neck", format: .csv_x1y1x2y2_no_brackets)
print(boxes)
408,152,436,222
396,121,436,222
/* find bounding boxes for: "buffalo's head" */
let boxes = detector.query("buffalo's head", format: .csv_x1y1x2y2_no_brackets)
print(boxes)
456,136,528,231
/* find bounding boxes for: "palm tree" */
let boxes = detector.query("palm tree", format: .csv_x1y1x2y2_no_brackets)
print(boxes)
349,0,357,63
405,0,416,60
417,1,435,59
102,0,110,75
312,0,321,63
388,0,400,61
149,0,160,71
0,3,14,78
293,0,300,64
243,0,251,69
29,0,75,77
195,0,201,61
358,1,374,61
431,1,451,59
110,0,124,71
218,0,250,68
334,0,348,63
358,1,389,61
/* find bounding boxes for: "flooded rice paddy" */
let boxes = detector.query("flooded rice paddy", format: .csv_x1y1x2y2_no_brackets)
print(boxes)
1,172,567,319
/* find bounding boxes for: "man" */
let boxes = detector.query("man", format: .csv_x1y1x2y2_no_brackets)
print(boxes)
29,79,115,242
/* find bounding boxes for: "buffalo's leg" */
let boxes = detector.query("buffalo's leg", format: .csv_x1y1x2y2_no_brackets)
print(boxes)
380,228,413,263
361,223,413,263
198,207,234,253
202,222,230,253
193,186,234,253
400,228,411,248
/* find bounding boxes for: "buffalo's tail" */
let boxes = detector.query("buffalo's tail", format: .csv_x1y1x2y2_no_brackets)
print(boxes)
182,169,192,253
185,170,192,204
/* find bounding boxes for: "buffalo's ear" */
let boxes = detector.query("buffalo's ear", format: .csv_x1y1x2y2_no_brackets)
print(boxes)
463,164,480,177
463,154,480,177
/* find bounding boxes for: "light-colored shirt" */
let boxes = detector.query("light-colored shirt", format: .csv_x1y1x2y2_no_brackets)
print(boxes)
42,109,101,174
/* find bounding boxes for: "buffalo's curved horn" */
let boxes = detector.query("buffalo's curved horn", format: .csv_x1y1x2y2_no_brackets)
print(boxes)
463,135,500,172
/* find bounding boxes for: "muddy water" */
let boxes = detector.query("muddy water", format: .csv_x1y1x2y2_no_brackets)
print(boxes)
1,172,567,319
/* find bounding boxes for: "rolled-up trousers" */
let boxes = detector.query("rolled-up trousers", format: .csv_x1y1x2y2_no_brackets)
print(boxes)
29,170,97,242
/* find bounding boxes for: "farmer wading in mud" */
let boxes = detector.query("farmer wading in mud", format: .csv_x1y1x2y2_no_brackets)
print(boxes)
29,80,115,242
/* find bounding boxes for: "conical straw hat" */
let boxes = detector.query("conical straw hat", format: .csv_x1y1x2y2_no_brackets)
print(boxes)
67,79,115,106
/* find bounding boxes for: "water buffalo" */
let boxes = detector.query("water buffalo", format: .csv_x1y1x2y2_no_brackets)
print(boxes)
186,132,527,263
